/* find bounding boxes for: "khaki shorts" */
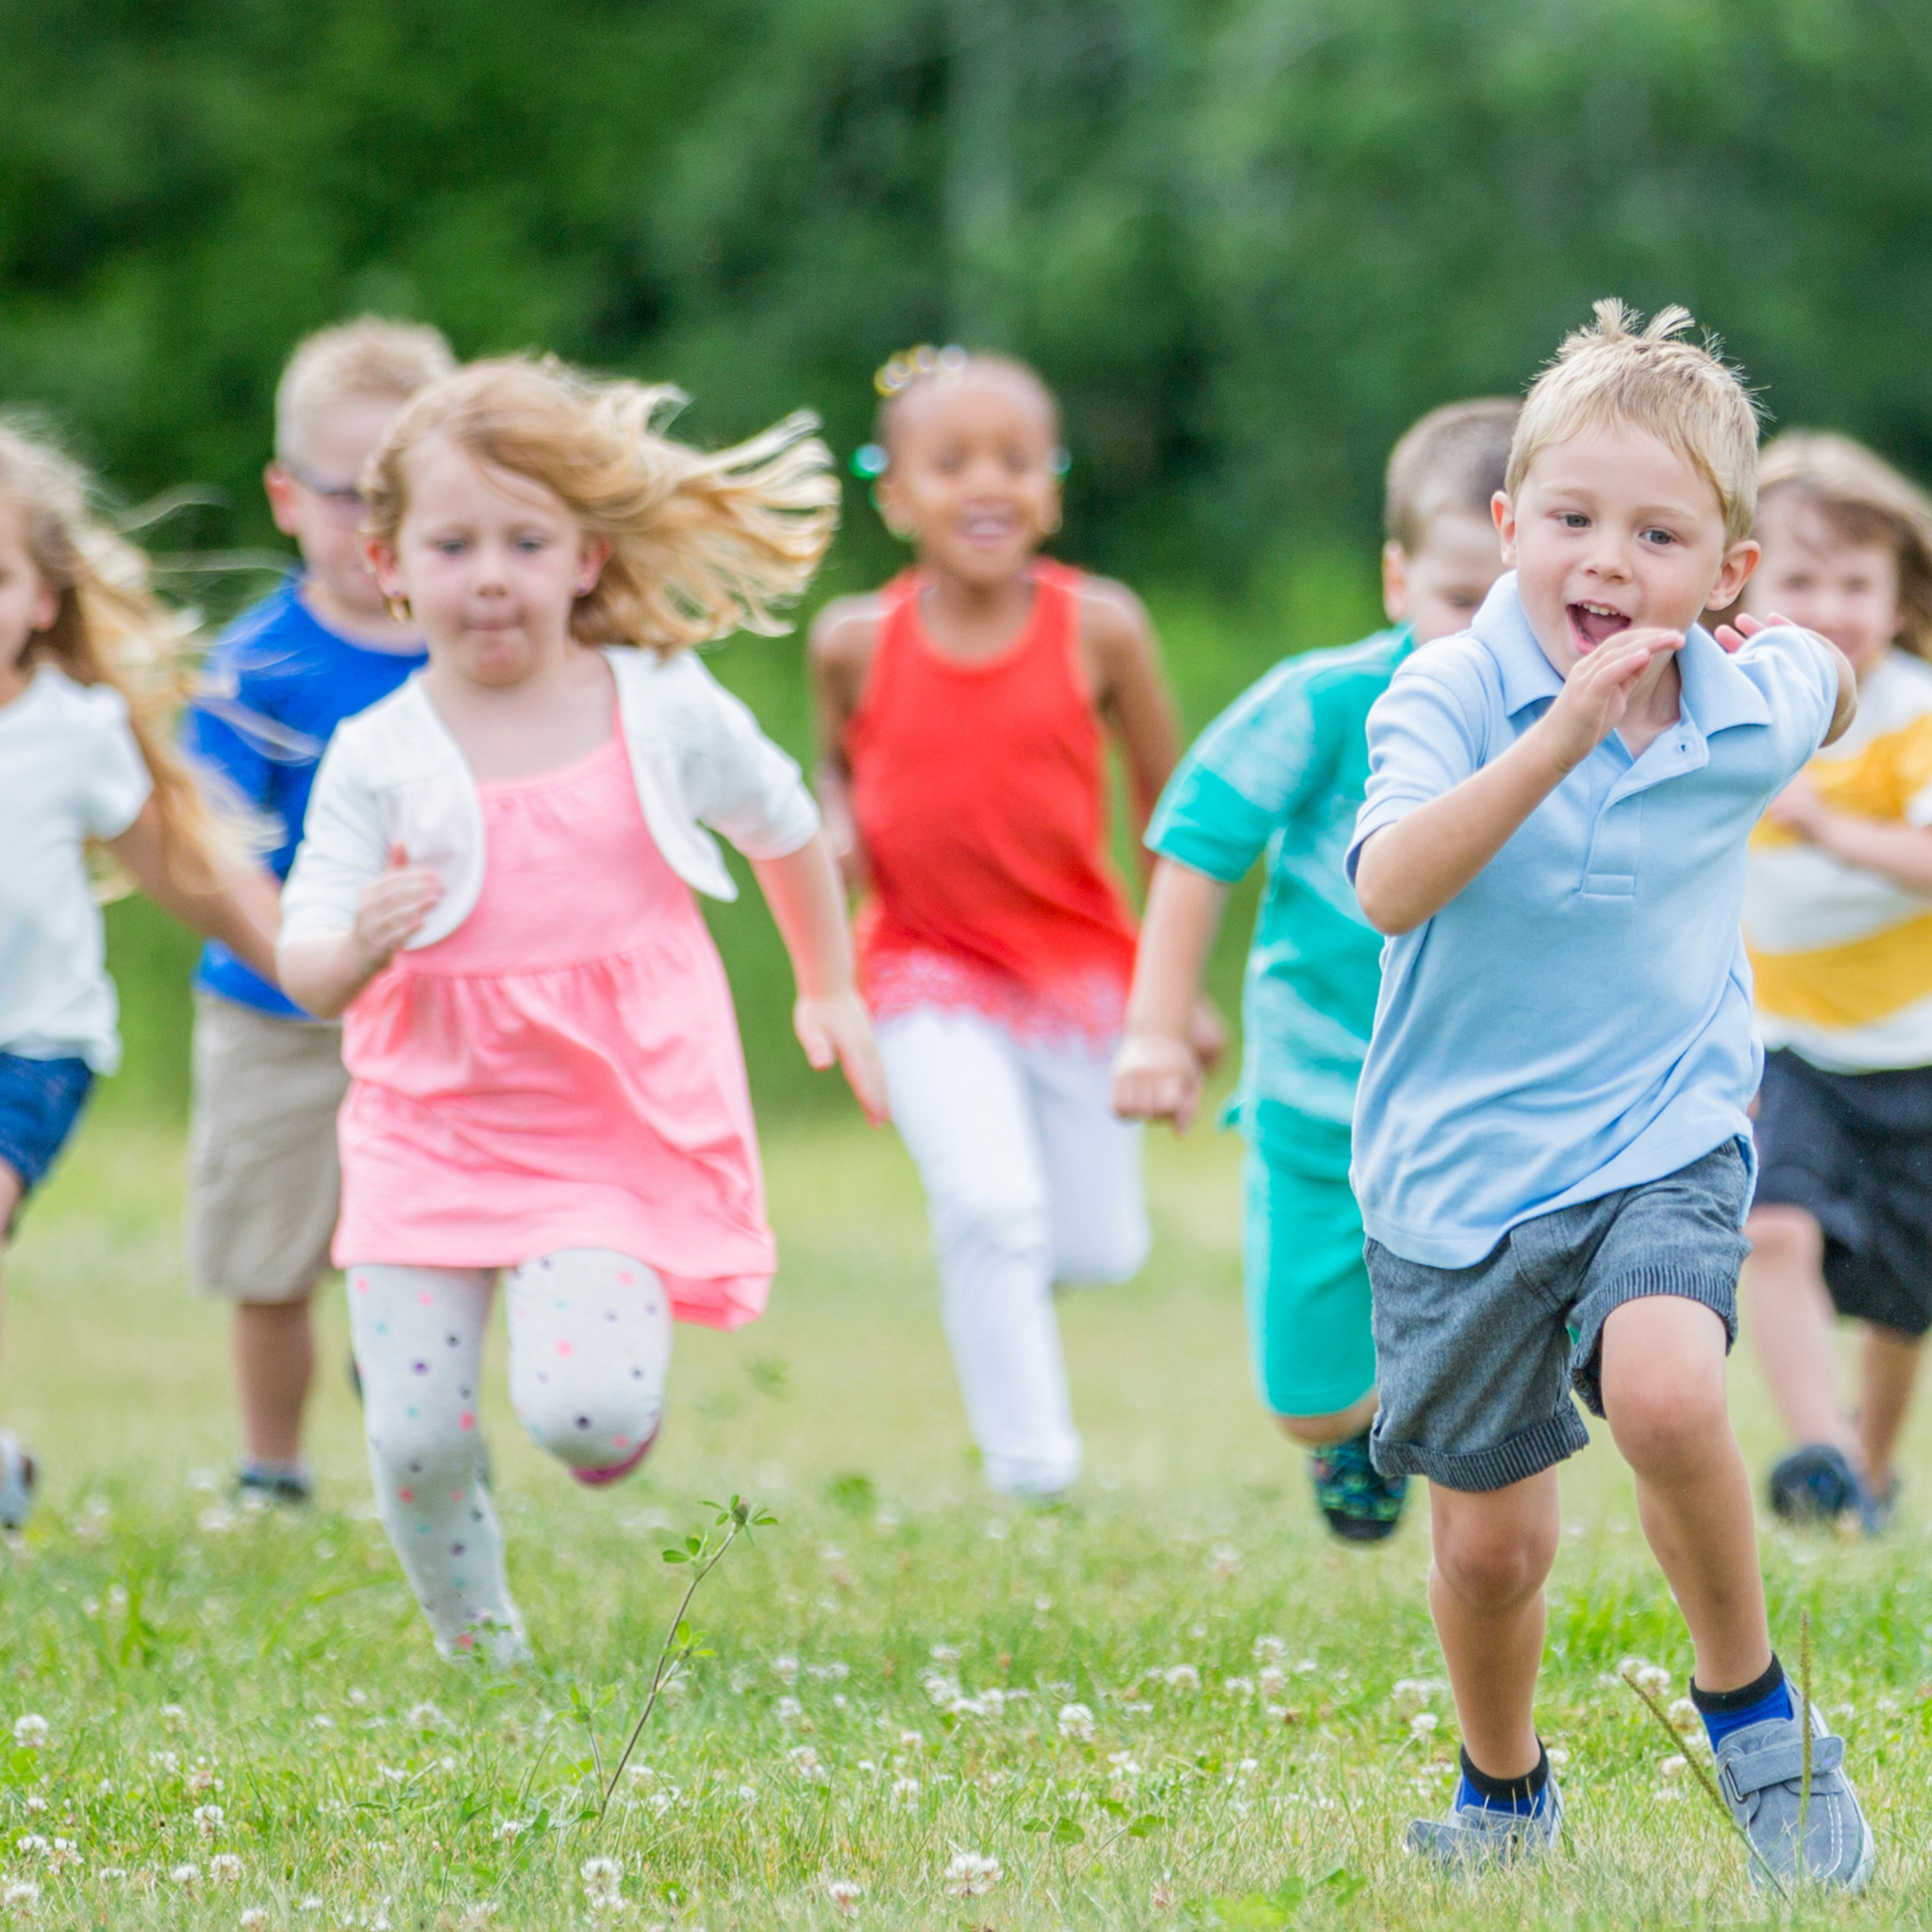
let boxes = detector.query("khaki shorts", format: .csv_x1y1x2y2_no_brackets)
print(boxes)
187,993,349,1301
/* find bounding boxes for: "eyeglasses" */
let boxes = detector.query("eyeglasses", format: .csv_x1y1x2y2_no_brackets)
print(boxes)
281,460,369,527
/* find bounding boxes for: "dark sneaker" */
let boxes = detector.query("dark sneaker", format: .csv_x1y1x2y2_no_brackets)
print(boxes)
1309,1430,1407,1542
1715,1691,1874,1891
0,1432,36,1530
1768,1444,1881,1534
236,1467,313,1507
1407,1774,1562,1871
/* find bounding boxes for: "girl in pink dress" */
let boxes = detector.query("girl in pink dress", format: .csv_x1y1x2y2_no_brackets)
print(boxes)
278,358,886,1659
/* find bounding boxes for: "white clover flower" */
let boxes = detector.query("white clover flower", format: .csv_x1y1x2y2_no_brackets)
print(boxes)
1619,1657,1672,1693
209,1854,242,1884
1165,1665,1201,1693
1253,1636,1287,1663
1208,1543,1242,1580
1057,1702,1096,1742
309,1714,335,1731
825,1877,863,1910
807,1662,850,1683
159,1704,187,1726
1547,1745,1571,1770
1152,1880,1177,1910
95,1867,126,1881
1224,1676,1255,1701
240,1911,269,1929
171,1863,202,1887
1667,1696,1699,1732
1,1880,38,1908
298,1896,325,1911
16,1836,46,1856
1659,1754,1688,1779
774,1696,804,1724
408,1702,444,1730
975,1687,1005,1717
198,1507,237,1535
44,1841,76,1873
188,1767,223,1797
944,1851,1001,1897
21,1800,42,1816
737,1784,758,1801
150,1750,179,1774
897,1729,924,1749
11,1716,46,1749
773,1656,799,1685
194,1802,225,1840
580,1857,623,1909
1107,1751,1142,1778
891,1777,922,1806
789,1746,822,1774
1034,1594,1053,1613
1392,1676,1444,1706
922,1674,960,1707
494,1820,524,1841
1296,1657,1319,1674
929,1643,961,1664
1408,1711,1439,1736
1238,1757,1259,1774
1257,1666,1288,1700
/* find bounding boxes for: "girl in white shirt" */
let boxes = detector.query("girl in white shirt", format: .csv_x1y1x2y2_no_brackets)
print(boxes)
0,421,280,1525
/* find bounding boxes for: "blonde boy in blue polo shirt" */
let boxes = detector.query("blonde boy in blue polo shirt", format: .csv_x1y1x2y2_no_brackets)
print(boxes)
1349,303,1869,1886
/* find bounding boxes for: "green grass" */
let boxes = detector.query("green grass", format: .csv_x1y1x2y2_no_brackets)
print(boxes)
5,1111,1932,1928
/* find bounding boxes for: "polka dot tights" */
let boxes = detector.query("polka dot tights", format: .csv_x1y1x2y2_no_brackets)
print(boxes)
346,1250,673,1658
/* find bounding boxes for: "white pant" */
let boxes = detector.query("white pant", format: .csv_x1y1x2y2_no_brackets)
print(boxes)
346,1250,673,1657
879,1008,1149,1495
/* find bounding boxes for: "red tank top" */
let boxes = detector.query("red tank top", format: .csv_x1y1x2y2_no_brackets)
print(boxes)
845,561,1138,1036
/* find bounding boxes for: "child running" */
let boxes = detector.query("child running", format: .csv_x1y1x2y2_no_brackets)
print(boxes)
1737,432,1932,1530
0,420,280,1525
1348,305,1871,1883
185,318,455,1507
810,346,1197,1499
1113,399,1515,1542
277,358,885,1659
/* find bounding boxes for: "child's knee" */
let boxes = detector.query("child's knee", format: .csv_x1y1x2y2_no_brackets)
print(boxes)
1603,1366,1729,1472
509,1355,664,1474
1745,1204,1821,1267
934,1191,1053,1276
1431,1496,1557,1607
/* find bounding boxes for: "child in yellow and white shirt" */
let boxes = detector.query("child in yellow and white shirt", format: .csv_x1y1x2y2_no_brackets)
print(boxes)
1740,431,1932,1530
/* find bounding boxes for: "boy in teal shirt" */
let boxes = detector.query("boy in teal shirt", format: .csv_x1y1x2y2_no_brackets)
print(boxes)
1113,399,1515,1540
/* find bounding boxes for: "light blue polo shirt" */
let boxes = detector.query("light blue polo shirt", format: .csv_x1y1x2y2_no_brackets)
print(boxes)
1345,574,1838,1269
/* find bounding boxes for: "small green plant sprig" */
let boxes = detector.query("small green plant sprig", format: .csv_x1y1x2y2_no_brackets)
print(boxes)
593,1495,775,1820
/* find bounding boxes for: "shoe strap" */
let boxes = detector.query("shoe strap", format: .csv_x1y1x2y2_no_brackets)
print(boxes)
1718,1732,1844,1803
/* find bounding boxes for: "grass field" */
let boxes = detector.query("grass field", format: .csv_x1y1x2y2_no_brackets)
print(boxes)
5,1108,1932,1930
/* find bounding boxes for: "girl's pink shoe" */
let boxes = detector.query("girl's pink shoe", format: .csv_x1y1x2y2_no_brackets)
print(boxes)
570,1422,660,1488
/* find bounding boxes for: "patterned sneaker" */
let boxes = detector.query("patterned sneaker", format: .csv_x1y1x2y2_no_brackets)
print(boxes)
0,1433,36,1530
1715,1692,1874,1891
1309,1430,1407,1542
1768,1444,1881,1534
236,1466,313,1507
1407,1773,1563,1871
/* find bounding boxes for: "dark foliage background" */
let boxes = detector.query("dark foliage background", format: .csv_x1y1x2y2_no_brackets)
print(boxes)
5,0,1928,1108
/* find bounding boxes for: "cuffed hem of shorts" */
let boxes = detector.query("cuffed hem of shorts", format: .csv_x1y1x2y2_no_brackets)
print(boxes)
1570,1267,1739,1419
192,1271,333,1305
1370,1405,1591,1491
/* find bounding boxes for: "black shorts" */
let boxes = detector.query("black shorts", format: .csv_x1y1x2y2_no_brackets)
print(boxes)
1753,1048,1932,1337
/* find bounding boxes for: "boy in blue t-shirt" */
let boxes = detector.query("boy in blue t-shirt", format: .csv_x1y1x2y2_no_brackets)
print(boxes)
1113,400,1514,1542
1348,302,1870,1887
185,318,453,1504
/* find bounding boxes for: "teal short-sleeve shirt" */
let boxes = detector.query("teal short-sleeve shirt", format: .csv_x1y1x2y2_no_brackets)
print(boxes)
1147,628,1415,1176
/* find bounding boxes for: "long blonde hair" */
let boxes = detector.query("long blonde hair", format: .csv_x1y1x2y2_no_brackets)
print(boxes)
363,357,839,653
1757,431,1932,661
0,419,235,889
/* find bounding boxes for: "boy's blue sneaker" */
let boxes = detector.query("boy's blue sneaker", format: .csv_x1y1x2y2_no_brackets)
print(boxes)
1407,1771,1562,1871
0,1433,35,1530
1309,1431,1407,1542
1715,1693,1873,1891
1768,1444,1882,1535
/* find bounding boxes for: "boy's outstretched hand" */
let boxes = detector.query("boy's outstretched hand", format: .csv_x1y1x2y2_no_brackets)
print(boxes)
1535,626,1685,774
1111,1031,1204,1132
794,991,891,1127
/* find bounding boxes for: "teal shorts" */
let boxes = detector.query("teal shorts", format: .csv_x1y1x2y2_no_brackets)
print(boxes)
1243,1148,1377,1420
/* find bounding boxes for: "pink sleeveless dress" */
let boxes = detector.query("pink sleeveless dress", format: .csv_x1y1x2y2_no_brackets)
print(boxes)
332,729,773,1329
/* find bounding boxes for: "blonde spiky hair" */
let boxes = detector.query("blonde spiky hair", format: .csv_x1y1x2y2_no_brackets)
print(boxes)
1506,300,1762,544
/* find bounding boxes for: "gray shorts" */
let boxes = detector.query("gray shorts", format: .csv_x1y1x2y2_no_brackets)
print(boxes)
1364,1141,1752,1492
187,993,348,1301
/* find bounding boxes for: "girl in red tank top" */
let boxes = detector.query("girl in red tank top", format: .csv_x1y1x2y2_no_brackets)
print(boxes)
812,347,1219,1498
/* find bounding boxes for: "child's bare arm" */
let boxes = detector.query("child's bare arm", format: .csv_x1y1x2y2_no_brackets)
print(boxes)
105,800,284,985
807,598,881,890
276,853,444,1019
1766,778,1932,891
1356,627,1684,935
1112,859,1229,1131
750,831,890,1125
1083,580,1180,845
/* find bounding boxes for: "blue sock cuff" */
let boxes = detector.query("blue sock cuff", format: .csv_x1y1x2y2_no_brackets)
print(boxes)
1693,1657,1792,1749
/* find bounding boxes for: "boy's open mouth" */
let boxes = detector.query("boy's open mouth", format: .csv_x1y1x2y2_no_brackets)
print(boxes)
1568,601,1632,651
